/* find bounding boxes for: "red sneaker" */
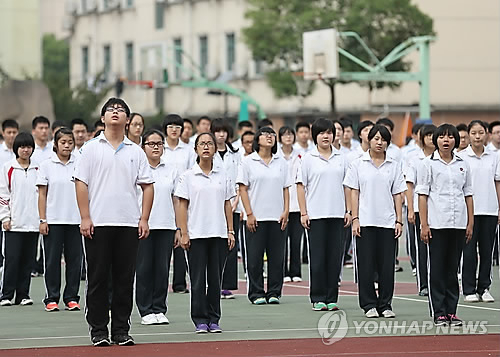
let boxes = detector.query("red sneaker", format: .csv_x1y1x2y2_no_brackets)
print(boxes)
66,301,80,311
45,302,59,312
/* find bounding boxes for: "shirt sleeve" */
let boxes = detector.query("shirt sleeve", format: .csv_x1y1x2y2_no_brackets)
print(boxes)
73,145,91,185
0,163,11,223
173,171,189,200
343,161,359,190
295,158,305,185
236,158,249,186
405,161,416,184
463,161,474,197
137,151,154,185
225,172,236,201
495,153,500,181
415,160,431,196
187,149,197,170
36,161,49,186
392,166,407,195
282,160,292,189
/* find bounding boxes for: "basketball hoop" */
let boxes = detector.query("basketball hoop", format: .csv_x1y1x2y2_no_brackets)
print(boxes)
292,72,315,97
127,80,154,89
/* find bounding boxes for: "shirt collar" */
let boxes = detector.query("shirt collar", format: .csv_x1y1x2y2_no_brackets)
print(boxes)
50,152,75,165
431,150,462,164
192,162,219,176
98,132,133,150
310,145,341,160
464,145,489,157
250,151,280,163
361,150,394,163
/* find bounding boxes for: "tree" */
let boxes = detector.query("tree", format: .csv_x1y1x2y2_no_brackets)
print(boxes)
243,0,435,117
42,34,111,123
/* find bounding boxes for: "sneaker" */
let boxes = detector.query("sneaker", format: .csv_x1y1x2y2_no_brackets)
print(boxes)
0,299,12,306
395,265,403,272
464,294,480,303
195,323,209,333
418,288,429,297
141,313,158,325
45,302,59,312
480,290,495,303
448,314,463,326
434,315,448,326
20,298,33,306
374,282,379,290
155,313,169,324
111,334,135,346
283,276,292,283
252,297,267,305
221,290,235,299
382,309,396,318
208,322,222,333
312,302,328,311
412,268,417,276
365,308,379,318
292,276,302,282
66,301,80,311
173,288,189,294
92,335,111,347
327,303,339,311
268,297,280,304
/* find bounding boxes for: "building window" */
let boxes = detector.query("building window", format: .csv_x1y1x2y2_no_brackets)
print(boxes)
174,38,182,81
255,59,263,75
199,36,208,77
103,45,111,81
226,33,235,72
155,2,164,29
82,46,89,81
125,42,134,79
81,0,87,12
126,0,134,7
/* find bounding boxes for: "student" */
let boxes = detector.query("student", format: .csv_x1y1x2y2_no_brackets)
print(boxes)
456,123,469,152
376,118,402,162
196,116,212,136
175,132,235,333
37,128,82,312
211,119,241,299
0,133,39,306
232,120,254,150
459,120,499,303
237,127,290,305
257,118,273,130
339,117,360,153
136,129,178,325
405,124,437,296
402,123,424,159
278,126,303,283
74,98,154,346
487,121,500,153
343,124,406,318
126,113,145,145
240,131,255,158
416,124,474,326
331,120,344,151
31,116,53,165
294,121,314,156
71,119,89,152
297,118,351,311
51,121,65,139
181,118,194,146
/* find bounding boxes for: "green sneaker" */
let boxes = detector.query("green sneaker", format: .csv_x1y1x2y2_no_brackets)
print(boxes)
253,297,267,305
312,302,328,311
268,297,280,304
327,303,339,311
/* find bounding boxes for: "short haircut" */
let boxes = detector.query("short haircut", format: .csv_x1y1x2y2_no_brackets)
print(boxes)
252,127,278,154
467,120,488,133
241,130,255,142
488,121,500,133
100,97,131,117
94,119,105,130
53,127,75,153
70,118,88,130
210,118,229,134
2,119,19,131
197,115,212,125
295,121,310,132
412,123,424,135
339,117,353,130
456,123,468,132
257,118,273,129
368,124,391,144
432,124,460,150
331,119,344,130
129,112,145,125
162,114,184,135
32,116,50,129
94,129,104,138
51,120,65,131
141,129,165,147
278,126,296,142
357,120,374,138
420,124,437,147
311,118,334,145
376,117,395,131
194,132,217,162
238,120,253,130
13,132,35,158
183,118,194,127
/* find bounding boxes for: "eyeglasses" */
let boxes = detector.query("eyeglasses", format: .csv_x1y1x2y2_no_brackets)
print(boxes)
197,141,215,148
144,141,164,148
105,107,126,113
261,132,277,138
166,125,182,130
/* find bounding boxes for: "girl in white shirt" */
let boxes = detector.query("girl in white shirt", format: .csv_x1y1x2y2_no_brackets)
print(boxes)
343,124,406,318
37,128,82,312
460,120,500,303
126,113,145,145
175,132,235,334
135,130,178,325
297,118,351,311
416,124,474,326
0,133,39,307
237,127,291,305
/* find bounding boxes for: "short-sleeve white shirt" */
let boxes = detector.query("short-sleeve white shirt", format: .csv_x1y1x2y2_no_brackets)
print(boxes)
0,142,15,168
162,141,196,174
405,149,428,213
31,141,54,165
147,159,178,230
278,146,301,213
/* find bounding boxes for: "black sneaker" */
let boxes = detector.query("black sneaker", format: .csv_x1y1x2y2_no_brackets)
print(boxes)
434,315,448,326
447,314,463,326
112,334,135,346
92,335,111,347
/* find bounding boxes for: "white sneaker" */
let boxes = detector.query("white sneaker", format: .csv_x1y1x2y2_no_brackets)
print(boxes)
141,313,158,325
365,308,379,318
0,299,12,306
283,276,292,283
464,294,479,303
155,313,169,324
382,309,396,318
481,290,495,303
412,268,417,276
20,298,33,306
292,276,302,282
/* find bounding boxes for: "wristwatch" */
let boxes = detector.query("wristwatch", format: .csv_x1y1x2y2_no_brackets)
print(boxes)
40,219,47,223
228,230,235,235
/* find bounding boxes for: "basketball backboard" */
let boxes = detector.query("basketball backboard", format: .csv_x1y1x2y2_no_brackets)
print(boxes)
302,29,339,80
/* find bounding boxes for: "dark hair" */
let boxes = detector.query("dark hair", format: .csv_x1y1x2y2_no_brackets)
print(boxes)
357,120,374,138
94,129,104,138
194,132,217,163
456,123,468,132
94,119,105,130
183,118,194,127
339,117,353,130
412,123,424,135
489,121,500,133
331,119,344,131
71,118,88,131
241,130,255,142
238,120,253,130
100,97,131,117
467,120,488,133
2,119,19,131
127,112,145,136
53,127,75,153
197,115,211,125
432,124,460,150
278,126,296,143
162,114,184,135
51,120,65,131
311,118,334,145
376,117,395,131
130,113,145,125
32,116,50,129
295,121,310,132
13,132,35,159
252,127,278,154
368,124,391,143
257,118,273,129
141,129,165,147
419,124,437,147
210,118,238,153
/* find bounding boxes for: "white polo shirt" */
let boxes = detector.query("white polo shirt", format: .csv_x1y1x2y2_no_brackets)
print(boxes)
415,151,473,229
293,141,314,157
73,133,154,227
237,152,291,221
345,145,366,165
387,143,402,162
486,142,499,153
457,146,500,216
296,146,347,219
36,153,80,225
162,141,196,174
174,164,235,239
0,142,15,168
31,141,54,165
214,146,241,210
405,149,428,213
343,151,407,229
278,145,301,213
